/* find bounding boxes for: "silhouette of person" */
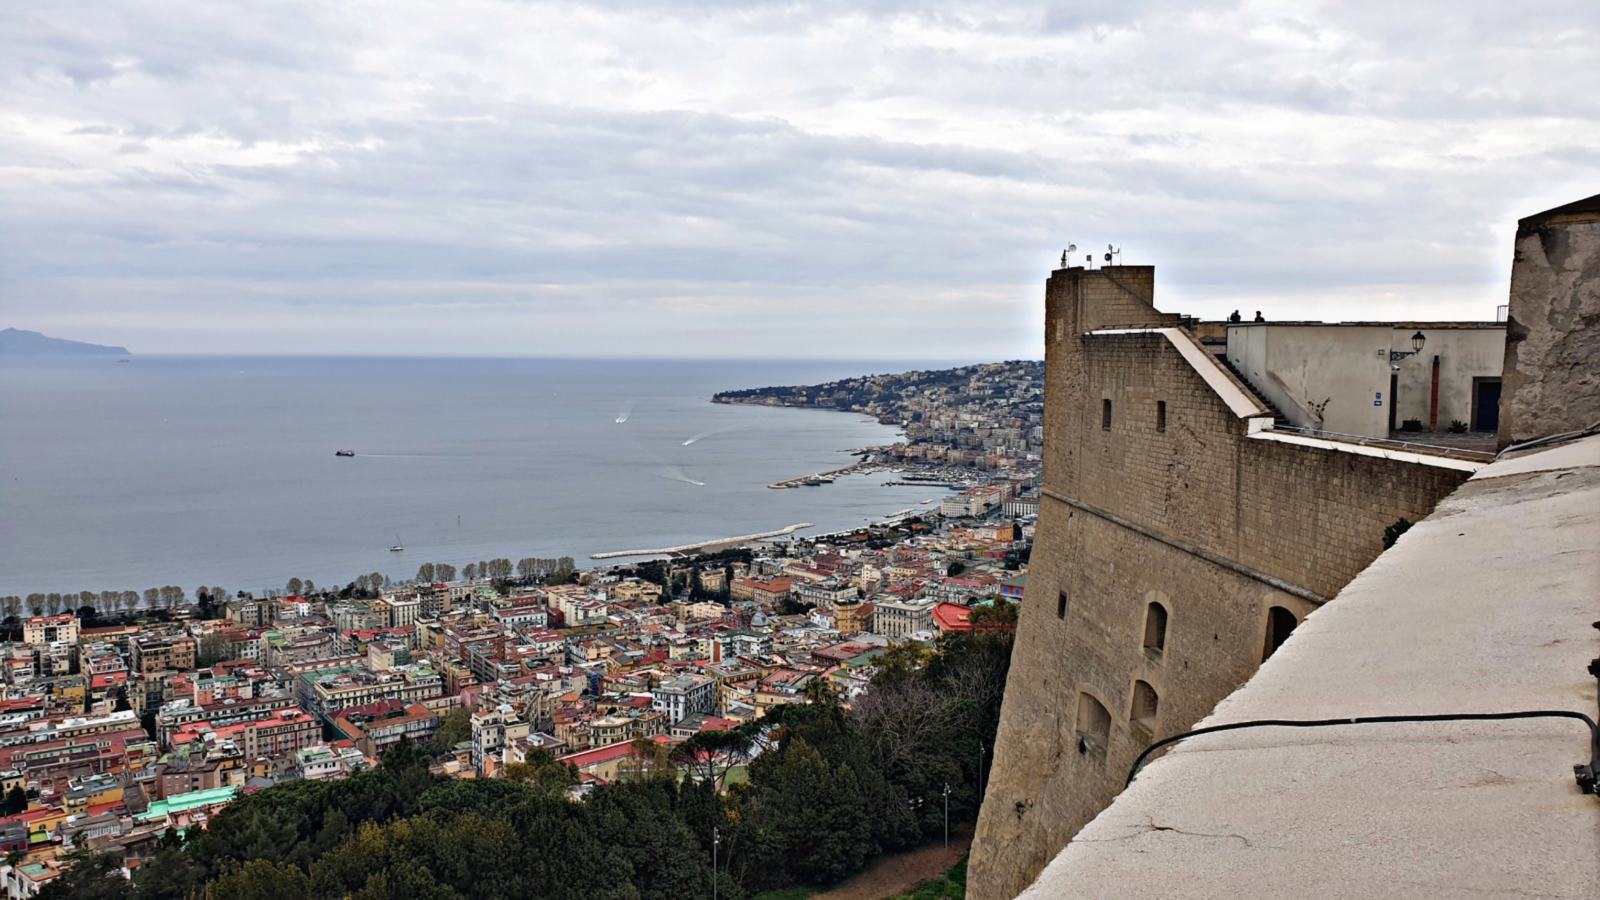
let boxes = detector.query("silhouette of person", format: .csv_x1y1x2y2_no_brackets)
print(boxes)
1228,310,1242,323
1253,310,1265,322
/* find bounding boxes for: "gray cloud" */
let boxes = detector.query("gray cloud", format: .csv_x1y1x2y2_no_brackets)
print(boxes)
1,0,1596,358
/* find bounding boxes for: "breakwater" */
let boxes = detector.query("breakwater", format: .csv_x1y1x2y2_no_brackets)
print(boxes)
591,522,814,559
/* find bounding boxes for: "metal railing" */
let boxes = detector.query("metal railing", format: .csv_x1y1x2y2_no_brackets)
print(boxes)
1265,424,1497,461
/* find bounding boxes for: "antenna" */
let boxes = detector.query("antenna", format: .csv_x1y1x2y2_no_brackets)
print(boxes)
1104,244,1122,265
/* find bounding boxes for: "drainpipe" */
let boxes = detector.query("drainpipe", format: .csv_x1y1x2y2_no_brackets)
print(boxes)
1429,355,1441,432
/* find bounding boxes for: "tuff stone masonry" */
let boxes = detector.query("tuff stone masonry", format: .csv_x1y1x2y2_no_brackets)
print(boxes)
967,265,1476,899
1501,193,1600,448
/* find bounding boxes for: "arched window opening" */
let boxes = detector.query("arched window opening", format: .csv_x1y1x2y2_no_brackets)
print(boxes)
1263,606,1298,662
1142,602,1168,660
1076,693,1111,760
1131,680,1159,734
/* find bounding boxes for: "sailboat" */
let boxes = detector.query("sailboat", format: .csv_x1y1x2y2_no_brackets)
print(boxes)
389,536,404,552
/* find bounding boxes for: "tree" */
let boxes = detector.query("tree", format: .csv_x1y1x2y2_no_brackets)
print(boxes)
1,785,26,815
197,632,228,667
733,737,873,887
415,563,436,584
671,728,753,790
36,851,127,899
435,564,456,582
463,563,477,581
209,859,311,900
144,587,159,608
501,750,578,799
619,737,671,783
25,593,45,616
425,708,471,757
287,577,304,596
968,600,1018,631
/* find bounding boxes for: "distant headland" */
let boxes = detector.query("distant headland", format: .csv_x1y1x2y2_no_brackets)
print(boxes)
0,327,129,356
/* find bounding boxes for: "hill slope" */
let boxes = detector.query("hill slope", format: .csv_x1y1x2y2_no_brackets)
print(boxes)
0,328,129,356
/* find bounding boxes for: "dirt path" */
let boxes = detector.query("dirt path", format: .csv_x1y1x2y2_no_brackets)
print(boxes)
810,827,973,900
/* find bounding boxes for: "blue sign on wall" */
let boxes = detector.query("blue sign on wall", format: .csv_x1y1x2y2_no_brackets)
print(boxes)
1374,391,1383,407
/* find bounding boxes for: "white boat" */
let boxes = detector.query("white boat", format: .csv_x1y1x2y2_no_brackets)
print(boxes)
389,536,404,552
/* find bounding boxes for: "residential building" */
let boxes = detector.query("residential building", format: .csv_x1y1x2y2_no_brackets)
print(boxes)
650,675,715,724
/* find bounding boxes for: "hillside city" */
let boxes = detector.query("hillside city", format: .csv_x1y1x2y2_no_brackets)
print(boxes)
0,365,1039,898
714,360,1046,469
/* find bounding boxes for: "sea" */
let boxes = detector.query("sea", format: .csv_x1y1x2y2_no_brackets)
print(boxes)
0,356,966,598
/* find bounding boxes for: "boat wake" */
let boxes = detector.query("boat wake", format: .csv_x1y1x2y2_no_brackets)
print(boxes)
615,401,635,424
681,426,736,447
658,466,706,486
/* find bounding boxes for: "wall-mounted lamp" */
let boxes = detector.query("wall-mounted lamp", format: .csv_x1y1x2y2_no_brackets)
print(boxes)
1391,331,1429,363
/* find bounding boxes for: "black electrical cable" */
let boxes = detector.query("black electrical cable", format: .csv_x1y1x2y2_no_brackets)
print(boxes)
1125,710,1600,788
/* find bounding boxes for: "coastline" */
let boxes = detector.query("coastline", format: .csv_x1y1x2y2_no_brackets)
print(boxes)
0,360,936,600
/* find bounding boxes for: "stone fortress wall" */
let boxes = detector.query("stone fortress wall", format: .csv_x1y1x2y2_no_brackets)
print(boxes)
967,266,1475,899
1501,194,1600,448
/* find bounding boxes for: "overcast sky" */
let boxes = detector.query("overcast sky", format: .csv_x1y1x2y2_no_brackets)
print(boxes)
2,1,1596,358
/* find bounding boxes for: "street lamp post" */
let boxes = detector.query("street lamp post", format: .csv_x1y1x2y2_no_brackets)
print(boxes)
712,825,720,900
978,743,985,800
943,782,951,849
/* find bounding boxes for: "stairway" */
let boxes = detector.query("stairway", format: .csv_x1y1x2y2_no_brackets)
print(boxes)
1216,355,1294,428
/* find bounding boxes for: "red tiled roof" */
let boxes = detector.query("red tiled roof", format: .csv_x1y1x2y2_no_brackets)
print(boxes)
932,602,974,633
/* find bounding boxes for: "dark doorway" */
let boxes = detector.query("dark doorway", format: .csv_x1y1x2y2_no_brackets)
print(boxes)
1263,606,1298,662
1387,373,1398,433
1472,377,1501,433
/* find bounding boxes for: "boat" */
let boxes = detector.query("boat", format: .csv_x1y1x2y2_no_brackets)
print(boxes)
389,536,404,552
335,449,356,457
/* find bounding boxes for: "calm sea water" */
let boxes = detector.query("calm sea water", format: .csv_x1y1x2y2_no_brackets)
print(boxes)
0,356,959,597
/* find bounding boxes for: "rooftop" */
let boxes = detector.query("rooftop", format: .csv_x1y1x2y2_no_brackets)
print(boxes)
1022,434,1600,898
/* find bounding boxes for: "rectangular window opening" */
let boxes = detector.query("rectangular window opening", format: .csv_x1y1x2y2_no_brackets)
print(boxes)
1156,400,1167,432
1057,590,1069,620
1101,399,1112,431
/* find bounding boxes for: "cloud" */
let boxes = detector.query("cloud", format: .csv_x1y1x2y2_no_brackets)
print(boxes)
0,0,1596,357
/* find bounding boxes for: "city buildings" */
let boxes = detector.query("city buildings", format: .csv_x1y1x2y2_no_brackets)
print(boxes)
0,345,1038,895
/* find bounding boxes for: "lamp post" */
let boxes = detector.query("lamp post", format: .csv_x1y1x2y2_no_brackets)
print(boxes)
943,782,952,849
978,743,986,800
712,825,720,900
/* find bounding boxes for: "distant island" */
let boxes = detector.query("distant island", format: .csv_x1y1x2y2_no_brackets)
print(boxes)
0,327,129,356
